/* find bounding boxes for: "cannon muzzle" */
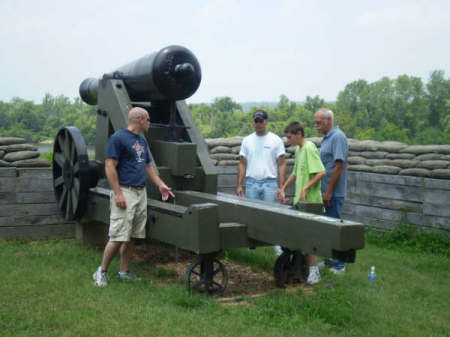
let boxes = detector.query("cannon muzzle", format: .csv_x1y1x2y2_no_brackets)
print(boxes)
79,45,201,105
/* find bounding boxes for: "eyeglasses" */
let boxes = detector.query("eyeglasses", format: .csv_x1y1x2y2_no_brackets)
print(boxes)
254,118,264,124
312,120,321,125
140,116,150,122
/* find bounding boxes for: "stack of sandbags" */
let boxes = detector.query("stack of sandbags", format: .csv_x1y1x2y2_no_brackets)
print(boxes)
205,136,450,179
346,140,450,179
0,137,50,167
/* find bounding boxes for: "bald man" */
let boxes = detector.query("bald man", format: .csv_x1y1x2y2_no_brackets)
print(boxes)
93,107,174,286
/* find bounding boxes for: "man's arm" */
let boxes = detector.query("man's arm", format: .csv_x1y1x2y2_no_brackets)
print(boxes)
322,160,344,207
236,156,247,197
146,163,175,201
105,158,126,209
277,155,286,187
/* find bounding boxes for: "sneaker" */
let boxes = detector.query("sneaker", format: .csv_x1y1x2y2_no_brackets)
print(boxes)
330,262,346,275
118,271,138,281
306,269,321,285
274,245,283,257
93,267,107,286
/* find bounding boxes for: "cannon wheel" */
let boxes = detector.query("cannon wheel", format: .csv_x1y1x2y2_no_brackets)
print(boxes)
52,126,95,220
185,254,228,296
274,249,308,288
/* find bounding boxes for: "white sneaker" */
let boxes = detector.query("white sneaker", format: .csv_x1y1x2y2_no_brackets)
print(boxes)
93,267,107,286
274,245,283,256
306,269,321,285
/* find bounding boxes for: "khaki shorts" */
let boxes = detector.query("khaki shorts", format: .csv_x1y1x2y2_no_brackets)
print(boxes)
109,186,147,241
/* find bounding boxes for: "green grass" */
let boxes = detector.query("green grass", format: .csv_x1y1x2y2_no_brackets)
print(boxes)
0,234,449,337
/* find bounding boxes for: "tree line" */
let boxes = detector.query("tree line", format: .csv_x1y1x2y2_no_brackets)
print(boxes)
0,70,448,145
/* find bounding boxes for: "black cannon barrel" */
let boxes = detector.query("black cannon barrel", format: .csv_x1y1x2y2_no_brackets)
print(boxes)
79,45,201,105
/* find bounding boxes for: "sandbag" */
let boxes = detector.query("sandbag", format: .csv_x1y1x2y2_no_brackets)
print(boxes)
231,146,241,154
390,159,419,169
400,145,450,155
371,165,402,174
217,160,240,166
0,144,38,152
417,160,450,170
399,168,431,177
430,169,450,179
348,164,373,172
386,153,416,160
4,151,40,162
360,151,388,159
210,153,239,160
11,158,50,167
0,137,26,146
415,153,445,161
210,146,231,154
348,156,367,165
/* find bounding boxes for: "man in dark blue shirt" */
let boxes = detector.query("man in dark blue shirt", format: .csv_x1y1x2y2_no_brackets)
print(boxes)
93,107,174,286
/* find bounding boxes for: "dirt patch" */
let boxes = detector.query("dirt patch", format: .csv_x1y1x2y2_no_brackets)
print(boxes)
133,240,313,300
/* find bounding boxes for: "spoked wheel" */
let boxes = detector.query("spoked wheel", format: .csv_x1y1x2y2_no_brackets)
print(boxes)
52,126,98,220
274,248,308,288
185,254,228,296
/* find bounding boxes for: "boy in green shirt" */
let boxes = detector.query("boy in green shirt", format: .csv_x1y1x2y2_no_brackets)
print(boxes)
277,121,326,285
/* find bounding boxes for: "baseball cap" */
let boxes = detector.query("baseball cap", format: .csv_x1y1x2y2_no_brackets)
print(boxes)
253,110,268,120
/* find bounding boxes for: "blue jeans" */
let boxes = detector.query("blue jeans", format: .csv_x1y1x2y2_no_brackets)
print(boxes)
245,178,278,202
324,196,345,269
245,178,281,255
324,196,344,219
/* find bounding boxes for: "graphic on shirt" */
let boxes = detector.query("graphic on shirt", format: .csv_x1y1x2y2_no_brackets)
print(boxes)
132,141,145,162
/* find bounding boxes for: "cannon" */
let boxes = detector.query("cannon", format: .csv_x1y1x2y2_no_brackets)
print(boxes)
52,45,365,295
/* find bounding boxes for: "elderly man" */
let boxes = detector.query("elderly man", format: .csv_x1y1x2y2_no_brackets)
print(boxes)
313,108,348,274
237,109,286,255
93,107,175,286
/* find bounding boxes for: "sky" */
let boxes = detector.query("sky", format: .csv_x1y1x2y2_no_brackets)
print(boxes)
0,0,449,104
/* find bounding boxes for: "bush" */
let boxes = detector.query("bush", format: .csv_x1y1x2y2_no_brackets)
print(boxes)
366,224,449,257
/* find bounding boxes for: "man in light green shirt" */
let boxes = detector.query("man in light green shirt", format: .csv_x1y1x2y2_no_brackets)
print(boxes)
277,121,325,285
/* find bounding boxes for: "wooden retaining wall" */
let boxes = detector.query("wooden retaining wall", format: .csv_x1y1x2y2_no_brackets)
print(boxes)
0,165,448,239
0,167,74,239
216,166,450,234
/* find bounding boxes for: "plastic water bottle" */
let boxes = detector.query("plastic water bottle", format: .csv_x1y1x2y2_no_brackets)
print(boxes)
368,266,376,290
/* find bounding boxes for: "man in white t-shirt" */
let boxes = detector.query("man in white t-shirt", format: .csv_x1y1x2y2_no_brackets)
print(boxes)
237,110,286,255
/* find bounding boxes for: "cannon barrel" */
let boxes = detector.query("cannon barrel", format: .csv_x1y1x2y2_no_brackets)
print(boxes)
79,45,201,105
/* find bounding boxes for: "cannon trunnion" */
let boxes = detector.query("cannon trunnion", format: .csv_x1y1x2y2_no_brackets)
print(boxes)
53,46,365,295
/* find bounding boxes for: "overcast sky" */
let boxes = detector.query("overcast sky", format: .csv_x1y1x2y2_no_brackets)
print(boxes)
0,0,449,104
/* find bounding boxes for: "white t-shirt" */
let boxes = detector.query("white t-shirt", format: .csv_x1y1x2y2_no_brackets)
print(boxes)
239,132,285,180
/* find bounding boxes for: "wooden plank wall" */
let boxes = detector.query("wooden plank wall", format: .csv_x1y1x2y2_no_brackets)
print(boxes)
0,166,448,238
216,166,450,234
0,168,74,239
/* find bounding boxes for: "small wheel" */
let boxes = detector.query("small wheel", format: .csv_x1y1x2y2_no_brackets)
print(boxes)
274,249,307,288
52,126,98,220
185,255,228,296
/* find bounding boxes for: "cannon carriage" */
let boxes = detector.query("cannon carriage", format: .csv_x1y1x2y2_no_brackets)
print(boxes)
53,45,365,295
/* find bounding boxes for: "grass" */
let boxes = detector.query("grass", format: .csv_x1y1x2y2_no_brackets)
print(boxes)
0,230,449,337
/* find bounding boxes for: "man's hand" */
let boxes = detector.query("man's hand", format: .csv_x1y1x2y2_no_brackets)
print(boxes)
115,191,127,209
159,184,175,201
236,185,244,197
276,188,288,203
322,191,332,208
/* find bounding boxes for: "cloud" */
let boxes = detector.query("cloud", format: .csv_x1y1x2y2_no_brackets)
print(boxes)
357,2,450,28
